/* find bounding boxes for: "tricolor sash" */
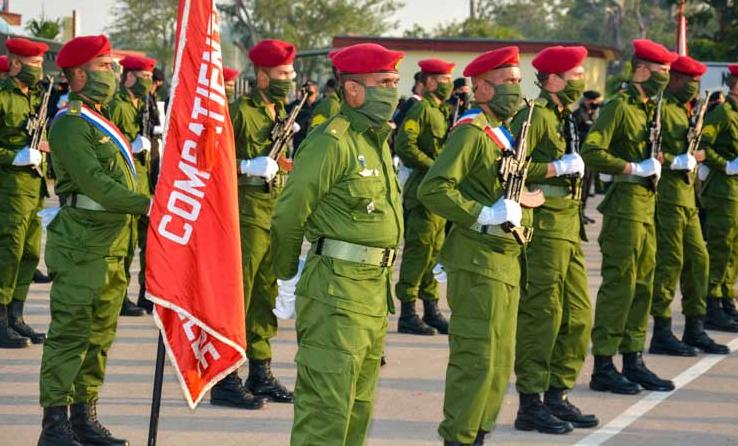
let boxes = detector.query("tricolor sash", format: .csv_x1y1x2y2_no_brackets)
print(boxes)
453,108,515,151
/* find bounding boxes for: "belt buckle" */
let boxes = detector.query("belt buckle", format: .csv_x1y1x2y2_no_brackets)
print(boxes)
380,249,395,267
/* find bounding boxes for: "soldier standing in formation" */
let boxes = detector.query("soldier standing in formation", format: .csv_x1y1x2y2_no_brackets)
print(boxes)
309,77,341,130
395,58,455,336
223,66,239,103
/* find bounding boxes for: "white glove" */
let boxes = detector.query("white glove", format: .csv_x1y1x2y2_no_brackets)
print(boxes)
37,207,60,229
240,156,279,182
273,258,305,320
292,122,301,134
131,135,151,154
698,164,710,181
477,198,522,227
670,153,697,171
552,153,585,177
630,158,662,179
12,147,42,166
726,158,738,176
432,263,447,284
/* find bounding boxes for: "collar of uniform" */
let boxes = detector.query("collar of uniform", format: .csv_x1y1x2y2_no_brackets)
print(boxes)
538,90,568,117
664,91,689,111
469,102,501,127
116,88,137,106
68,91,99,110
249,88,285,119
340,101,372,133
7,76,32,96
727,94,738,112
422,91,442,108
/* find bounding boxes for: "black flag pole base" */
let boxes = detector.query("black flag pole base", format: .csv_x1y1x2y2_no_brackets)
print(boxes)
148,333,166,446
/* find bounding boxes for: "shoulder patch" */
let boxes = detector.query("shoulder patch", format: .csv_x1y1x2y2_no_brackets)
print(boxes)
324,115,350,139
403,118,420,134
68,100,82,116
534,97,548,108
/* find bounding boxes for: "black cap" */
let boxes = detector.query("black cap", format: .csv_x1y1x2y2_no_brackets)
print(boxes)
413,71,422,82
583,90,601,100
153,67,165,82
325,78,337,89
453,77,467,89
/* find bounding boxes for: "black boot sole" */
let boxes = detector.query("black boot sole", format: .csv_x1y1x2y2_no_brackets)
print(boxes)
562,417,599,428
589,379,640,395
514,418,573,434
704,321,738,333
0,340,31,348
397,325,436,336
623,377,675,392
422,318,448,334
210,397,265,410
648,344,698,357
684,341,730,354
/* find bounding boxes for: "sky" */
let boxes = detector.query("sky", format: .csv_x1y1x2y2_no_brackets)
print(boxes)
10,0,472,38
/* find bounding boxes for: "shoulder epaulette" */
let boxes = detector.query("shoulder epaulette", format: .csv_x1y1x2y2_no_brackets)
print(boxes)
323,115,350,139
67,100,82,116
534,97,548,108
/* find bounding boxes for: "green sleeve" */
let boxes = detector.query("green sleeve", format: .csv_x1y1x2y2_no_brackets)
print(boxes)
0,94,14,166
271,132,342,279
108,101,140,143
510,105,548,182
581,99,629,174
418,125,484,227
701,106,728,172
394,101,434,170
230,99,249,165
50,117,149,214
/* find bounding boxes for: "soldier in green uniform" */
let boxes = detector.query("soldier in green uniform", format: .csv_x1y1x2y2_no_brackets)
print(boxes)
582,39,677,395
108,55,157,318
271,42,404,446
209,39,296,409
419,46,527,446
309,78,341,130
512,46,597,434
394,58,455,336
0,38,49,349
38,34,149,446
223,66,239,103
699,63,738,331
649,55,731,355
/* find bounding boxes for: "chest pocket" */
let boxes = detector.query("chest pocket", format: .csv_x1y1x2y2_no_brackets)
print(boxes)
97,139,121,173
346,177,385,221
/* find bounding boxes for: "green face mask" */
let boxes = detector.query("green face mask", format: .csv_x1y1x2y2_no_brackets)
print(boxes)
266,78,292,103
673,79,699,104
16,64,42,86
225,86,236,102
434,81,453,101
556,78,585,106
131,76,153,99
355,86,399,126
81,70,117,105
487,83,522,120
640,69,670,97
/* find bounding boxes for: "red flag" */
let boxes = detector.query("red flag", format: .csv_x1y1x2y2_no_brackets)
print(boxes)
145,0,245,409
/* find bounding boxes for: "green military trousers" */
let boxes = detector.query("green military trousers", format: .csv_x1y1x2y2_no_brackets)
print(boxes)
591,215,656,356
515,236,591,394
438,268,519,444
0,190,42,305
291,296,386,446
39,247,127,406
652,203,708,318
395,204,445,303
240,222,278,360
702,195,738,302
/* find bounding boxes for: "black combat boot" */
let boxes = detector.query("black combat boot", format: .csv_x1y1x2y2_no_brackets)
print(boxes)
589,355,640,395
514,392,573,434
544,387,599,428
69,402,129,445
119,297,145,317
0,304,30,349
721,297,738,322
704,297,738,332
33,269,52,283
136,287,153,314
211,372,265,409
8,300,45,344
422,299,449,334
244,359,294,403
622,352,675,391
472,430,488,445
683,316,730,354
648,317,697,357
397,301,436,335
38,406,82,446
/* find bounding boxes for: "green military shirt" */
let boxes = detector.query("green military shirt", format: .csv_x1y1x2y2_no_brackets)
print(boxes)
309,91,341,130
511,92,580,242
271,103,403,316
418,108,524,286
657,93,697,207
108,89,150,197
48,93,149,257
700,95,738,201
581,83,657,223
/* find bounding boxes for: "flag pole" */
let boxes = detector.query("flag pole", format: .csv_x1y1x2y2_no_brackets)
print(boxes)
147,333,166,446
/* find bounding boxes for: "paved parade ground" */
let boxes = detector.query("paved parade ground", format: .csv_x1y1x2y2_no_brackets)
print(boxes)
2,195,738,446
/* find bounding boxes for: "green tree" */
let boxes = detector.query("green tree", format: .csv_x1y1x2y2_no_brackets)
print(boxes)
25,15,62,40
685,0,738,61
109,0,179,75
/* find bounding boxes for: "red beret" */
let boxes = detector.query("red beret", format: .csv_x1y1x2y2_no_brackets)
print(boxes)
331,43,404,74
248,39,296,67
670,56,707,77
119,55,156,72
5,37,47,57
223,66,239,82
56,35,112,68
729,64,738,77
632,39,678,65
532,46,588,74
0,56,8,73
463,46,520,77
418,58,456,75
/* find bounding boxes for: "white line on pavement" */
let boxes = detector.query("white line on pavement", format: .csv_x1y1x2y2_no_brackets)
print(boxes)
574,337,738,446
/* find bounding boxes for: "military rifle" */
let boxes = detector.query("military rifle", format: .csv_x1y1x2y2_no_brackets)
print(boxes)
26,75,54,178
647,93,664,192
137,94,152,168
563,113,583,201
265,85,309,192
683,90,710,185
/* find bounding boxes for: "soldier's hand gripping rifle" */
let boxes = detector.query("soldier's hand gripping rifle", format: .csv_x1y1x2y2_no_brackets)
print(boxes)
137,94,152,167
26,76,54,178
563,113,583,201
647,93,664,192
683,90,710,185
499,98,545,244
265,86,309,192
